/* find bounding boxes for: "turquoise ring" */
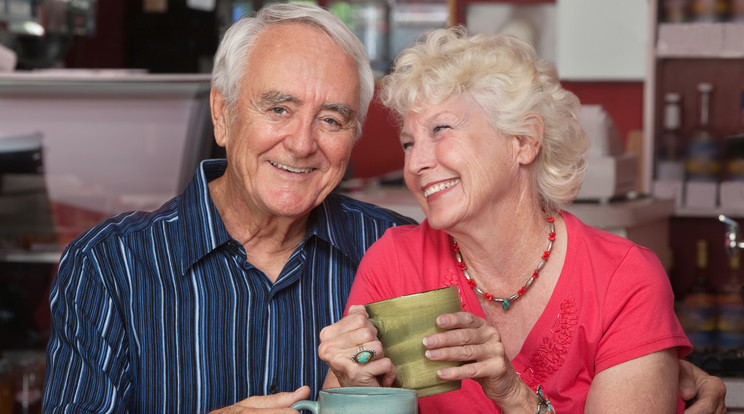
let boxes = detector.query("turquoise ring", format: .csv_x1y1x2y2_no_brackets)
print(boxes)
352,345,376,364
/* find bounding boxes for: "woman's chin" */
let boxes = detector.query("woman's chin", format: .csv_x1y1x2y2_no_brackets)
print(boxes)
425,210,459,231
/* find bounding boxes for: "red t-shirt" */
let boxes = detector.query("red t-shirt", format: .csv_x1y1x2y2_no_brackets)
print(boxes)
346,211,692,413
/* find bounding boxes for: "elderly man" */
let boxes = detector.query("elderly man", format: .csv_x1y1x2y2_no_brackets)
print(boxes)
42,4,415,413
42,3,724,413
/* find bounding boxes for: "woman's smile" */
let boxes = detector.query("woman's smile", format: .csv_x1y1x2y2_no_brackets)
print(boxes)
423,178,460,198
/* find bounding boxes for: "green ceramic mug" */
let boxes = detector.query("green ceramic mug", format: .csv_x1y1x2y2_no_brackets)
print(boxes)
290,387,417,413
365,286,464,398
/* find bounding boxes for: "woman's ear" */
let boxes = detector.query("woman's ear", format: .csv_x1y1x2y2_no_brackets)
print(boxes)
211,88,229,148
515,113,544,165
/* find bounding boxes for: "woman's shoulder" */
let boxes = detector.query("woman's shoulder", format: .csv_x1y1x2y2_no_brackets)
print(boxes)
355,220,459,301
562,210,656,261
561,211,667,289
376,219,450,249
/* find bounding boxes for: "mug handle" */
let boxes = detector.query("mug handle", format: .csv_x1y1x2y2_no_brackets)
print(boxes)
291,400,319,413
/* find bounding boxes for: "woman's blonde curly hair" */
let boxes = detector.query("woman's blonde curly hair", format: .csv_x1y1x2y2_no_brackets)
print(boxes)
380,26,588,213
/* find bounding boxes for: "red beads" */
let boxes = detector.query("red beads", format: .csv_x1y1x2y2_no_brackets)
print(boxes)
452,212,556,310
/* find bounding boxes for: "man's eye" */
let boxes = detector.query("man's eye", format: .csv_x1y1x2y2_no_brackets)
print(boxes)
401,142,413,150
323,117,341,126
271,107,288,115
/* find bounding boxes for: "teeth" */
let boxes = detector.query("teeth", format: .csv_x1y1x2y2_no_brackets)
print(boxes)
424,179,460,197
270,161,313,174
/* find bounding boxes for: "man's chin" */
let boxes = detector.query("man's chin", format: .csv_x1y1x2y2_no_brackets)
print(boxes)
267,196,322,218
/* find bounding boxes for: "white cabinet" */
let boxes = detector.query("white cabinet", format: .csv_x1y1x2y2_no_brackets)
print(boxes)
556,0,648,81
0,72,213,216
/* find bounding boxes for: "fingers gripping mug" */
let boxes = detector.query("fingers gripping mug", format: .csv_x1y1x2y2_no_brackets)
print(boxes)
365,286,464,398
291,387,417,413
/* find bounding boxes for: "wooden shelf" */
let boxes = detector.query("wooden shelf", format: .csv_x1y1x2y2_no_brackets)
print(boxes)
674,207,744,219
656,23,744,59
0,249,61,263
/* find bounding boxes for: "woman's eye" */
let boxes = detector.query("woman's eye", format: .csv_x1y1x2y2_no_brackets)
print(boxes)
401,142,413,150
433,125,450,133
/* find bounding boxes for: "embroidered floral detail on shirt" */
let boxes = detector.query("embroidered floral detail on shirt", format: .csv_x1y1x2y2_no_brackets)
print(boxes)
442,269,470,313
521,296,578,387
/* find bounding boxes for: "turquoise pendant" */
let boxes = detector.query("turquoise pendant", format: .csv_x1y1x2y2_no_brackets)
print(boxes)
502,298,511,310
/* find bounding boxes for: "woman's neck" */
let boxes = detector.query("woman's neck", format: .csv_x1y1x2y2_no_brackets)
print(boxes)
450,202,555,286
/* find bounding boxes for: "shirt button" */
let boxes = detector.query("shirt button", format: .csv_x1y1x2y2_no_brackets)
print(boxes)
269,383,279,394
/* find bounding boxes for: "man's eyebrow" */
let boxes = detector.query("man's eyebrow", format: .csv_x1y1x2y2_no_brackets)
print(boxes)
322,103,356,121
260,90,300,106
261,90,356,121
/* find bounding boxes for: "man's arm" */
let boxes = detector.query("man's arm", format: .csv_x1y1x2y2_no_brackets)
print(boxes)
43,246,132,413
585,349,679,413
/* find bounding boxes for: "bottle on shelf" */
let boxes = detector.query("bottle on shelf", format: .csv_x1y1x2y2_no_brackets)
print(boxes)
691,0,730,22
733,0,744,22
676,239,718,353
662,0,692,22
685,82,721,183
724,87,744,181
741,85,744,131
655,92,685,181
717,249,744,352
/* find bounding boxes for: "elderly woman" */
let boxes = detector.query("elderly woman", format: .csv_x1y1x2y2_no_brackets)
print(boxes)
318,28,694,413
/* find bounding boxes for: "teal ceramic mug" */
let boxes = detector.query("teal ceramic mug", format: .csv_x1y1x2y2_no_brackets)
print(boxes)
290,387,417,413
365,286,464,398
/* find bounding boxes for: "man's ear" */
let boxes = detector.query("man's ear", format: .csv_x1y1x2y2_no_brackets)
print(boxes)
515,113,544,165
211,88,228,148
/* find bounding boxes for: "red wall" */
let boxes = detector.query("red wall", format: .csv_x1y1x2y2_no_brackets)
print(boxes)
351,81,645,179
351,96,405,179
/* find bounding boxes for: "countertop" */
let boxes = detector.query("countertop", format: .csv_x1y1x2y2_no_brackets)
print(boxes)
347,186,676,230
724,377,744,410
0,70,212,98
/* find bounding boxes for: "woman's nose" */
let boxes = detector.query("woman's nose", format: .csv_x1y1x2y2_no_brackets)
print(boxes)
406,139,436,175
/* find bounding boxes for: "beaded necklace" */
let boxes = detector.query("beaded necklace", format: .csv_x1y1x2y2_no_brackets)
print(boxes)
452,214,556,310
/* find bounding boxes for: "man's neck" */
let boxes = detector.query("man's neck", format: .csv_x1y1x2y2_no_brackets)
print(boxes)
208,175,311,282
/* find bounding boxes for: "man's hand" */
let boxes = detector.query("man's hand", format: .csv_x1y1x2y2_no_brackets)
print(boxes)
209,386,311,413
679,360,727,414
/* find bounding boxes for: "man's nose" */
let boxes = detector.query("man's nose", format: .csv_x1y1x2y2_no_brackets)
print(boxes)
284,118,318,156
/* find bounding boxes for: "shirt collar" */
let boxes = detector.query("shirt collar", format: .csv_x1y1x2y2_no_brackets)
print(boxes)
175,160,359,275
305,192,366,265
176,159,233,276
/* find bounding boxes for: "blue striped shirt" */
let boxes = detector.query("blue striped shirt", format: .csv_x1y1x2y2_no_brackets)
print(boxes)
43,159,416,413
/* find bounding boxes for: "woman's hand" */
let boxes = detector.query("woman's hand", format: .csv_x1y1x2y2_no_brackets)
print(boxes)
318,305,397,388
423,312,535,411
